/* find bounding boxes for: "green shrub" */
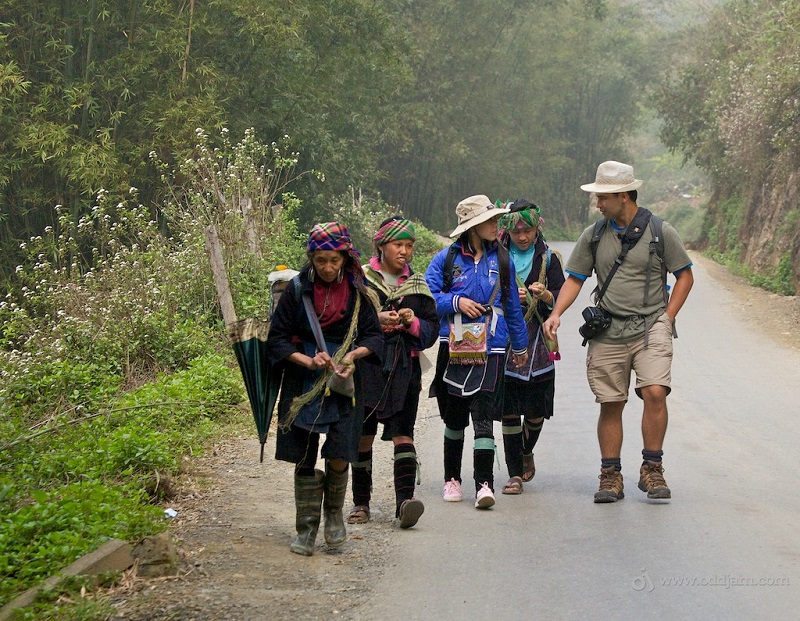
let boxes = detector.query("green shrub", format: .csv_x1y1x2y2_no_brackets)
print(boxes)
410,221,447,275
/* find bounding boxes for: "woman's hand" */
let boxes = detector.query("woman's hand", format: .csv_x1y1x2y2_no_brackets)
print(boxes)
528,283,553,305
378,310,400,326
511,351,529,367
518,287,528,304
308,350,332,371
458,297,485,319
334,356,356,379
397,308,415,326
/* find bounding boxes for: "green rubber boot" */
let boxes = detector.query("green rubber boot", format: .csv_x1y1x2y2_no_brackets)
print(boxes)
289,469,324,556
323,464,349,548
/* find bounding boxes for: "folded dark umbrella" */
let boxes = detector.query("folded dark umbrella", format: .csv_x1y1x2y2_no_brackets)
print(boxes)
228,318,281,462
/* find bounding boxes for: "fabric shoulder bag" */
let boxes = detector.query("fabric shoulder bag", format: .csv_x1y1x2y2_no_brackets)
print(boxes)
447,278,501,365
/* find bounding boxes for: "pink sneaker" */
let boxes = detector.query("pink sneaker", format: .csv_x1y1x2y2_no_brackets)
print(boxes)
475,482,495,509
443,478,463,502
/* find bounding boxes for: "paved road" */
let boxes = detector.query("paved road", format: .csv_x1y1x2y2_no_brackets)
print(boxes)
360,242,800,621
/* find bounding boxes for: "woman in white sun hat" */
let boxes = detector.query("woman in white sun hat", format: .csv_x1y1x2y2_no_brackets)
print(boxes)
425,195,529,510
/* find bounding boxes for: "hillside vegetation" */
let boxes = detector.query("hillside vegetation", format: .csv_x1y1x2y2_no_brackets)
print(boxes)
654,0,800,294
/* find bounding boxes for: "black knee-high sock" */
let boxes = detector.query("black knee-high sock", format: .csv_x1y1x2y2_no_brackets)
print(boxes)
394,443,418,516
473,447,495,492
443,427,464,482
523,418,544,454
351,449,372,506
474,419,495,492
502,415,523,477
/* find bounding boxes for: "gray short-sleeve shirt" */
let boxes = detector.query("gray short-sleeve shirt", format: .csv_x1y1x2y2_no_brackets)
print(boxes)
566,217,691,343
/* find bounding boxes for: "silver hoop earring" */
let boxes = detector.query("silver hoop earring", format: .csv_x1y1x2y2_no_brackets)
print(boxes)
308,266,315,282
336,268,344,283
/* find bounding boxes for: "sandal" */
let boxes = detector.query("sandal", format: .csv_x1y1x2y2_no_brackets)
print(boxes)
521,453,536,482
346,505,370,524
501,476,523,495
398,498,425,529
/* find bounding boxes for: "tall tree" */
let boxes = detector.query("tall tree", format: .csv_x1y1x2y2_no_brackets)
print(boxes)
377,0,655,231
0,0,412,274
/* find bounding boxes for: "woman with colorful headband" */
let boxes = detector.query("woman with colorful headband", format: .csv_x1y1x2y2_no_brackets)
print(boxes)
346,216,439,529
497,200,565,495
266,222,383,556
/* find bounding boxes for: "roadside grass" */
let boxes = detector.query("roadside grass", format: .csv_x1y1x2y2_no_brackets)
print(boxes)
0,349,246,614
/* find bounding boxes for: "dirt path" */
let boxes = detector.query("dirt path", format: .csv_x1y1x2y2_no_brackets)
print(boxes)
109,409,433,621
108,252,799,620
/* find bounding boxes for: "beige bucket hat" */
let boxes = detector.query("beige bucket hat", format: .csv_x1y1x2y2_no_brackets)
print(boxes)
449,194,509,238
580,160,643,194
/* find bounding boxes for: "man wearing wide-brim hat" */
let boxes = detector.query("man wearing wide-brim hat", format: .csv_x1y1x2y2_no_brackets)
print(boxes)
425,194,529,510
543,161,694,504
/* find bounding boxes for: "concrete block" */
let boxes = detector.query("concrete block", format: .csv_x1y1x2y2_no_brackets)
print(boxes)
0,539,133,621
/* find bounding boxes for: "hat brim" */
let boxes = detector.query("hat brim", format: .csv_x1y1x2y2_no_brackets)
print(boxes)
449,206,510,238
580,179,643,194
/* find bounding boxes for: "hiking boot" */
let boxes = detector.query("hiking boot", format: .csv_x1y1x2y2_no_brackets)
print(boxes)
443,478,463,502
638,460,671,499
475,482,495,509
594,466,624,503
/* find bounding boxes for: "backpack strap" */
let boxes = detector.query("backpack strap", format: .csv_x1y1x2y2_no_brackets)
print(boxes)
289,274,304,312
589,219,607,264
442,244,460,293
646,215,668,306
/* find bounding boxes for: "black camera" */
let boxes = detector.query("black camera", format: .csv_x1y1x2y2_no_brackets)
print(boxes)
578,306,612,340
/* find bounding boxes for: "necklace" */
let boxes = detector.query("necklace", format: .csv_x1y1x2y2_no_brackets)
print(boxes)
322,283,333,315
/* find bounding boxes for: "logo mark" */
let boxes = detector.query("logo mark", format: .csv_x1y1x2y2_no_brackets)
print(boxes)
632,568,654,592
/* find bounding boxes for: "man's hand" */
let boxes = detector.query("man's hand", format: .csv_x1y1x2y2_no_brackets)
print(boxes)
543,315,560,342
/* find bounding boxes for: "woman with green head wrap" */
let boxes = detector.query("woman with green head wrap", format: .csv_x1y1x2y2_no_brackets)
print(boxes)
497,199,566,494
347,216,439,529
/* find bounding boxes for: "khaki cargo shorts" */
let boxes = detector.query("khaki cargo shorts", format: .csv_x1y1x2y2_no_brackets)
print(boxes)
585,312,673,403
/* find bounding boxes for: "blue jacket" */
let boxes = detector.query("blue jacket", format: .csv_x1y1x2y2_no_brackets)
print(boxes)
425,241,528,355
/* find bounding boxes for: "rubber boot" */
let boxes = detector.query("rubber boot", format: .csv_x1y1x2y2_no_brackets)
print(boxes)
323,464,349,548
289,469,324,556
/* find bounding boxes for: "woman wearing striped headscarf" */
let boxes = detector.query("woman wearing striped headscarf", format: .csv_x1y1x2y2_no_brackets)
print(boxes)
497,200,565,495
347,216,439,529
267,222,383,556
